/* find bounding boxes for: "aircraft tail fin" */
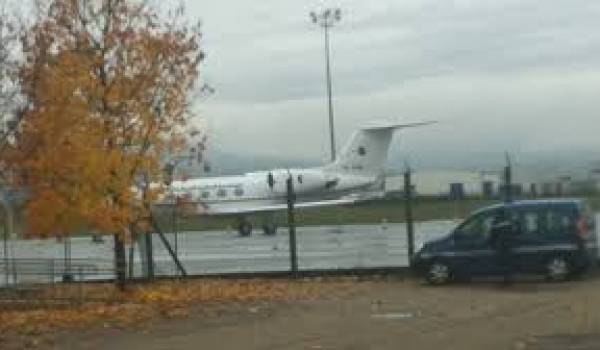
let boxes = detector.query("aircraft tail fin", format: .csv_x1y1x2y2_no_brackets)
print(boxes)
326,121,435,176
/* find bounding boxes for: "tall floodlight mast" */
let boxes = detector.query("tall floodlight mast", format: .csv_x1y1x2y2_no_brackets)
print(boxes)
310,8,342,162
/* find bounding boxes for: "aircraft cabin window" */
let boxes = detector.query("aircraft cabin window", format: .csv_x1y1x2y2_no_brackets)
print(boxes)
234,188,244,196
217,188,227,197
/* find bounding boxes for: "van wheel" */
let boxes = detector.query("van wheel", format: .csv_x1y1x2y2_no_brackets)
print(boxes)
425,261,452,285
545,256,570,282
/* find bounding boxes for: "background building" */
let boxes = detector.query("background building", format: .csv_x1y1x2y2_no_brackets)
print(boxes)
385,164,600,199
384,170,501,198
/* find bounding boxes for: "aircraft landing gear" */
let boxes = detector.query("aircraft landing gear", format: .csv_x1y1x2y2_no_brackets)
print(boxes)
237,218,252,237
262,222,277,236
262,213,278,236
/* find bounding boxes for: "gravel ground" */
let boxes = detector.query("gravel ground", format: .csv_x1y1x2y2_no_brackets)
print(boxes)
33,274,600,350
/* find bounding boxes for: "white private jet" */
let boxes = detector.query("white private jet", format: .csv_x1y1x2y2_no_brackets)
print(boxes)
157,121,433,236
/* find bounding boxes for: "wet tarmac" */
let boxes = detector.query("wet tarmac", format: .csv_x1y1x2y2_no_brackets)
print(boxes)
0,221,458,284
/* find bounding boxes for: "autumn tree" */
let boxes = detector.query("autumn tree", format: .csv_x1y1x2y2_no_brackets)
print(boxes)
6,0,203,286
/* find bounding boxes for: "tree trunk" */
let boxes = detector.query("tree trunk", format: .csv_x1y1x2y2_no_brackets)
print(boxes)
113,234,127,290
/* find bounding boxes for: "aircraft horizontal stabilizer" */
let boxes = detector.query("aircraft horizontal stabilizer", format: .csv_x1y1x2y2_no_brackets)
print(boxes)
361,120,437,131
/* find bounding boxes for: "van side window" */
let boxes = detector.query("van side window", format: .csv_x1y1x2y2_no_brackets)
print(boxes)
543,210,574,237
517,207,575,238
522,212,538,235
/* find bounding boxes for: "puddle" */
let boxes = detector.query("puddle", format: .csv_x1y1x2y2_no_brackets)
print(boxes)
371,312,415,320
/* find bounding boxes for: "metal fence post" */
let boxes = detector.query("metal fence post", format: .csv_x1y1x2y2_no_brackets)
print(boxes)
145,233,155,279
78,266,83,306
128,228,135,279
286,176,298,277
49,259,55,300
148,213,187,277
63,236,73,282
114,235,127,289
2,210,7,287
11,254,16,286
504,152,512,203
404,167,415,260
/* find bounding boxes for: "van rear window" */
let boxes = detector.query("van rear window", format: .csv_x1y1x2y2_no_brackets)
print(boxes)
541,210,573,236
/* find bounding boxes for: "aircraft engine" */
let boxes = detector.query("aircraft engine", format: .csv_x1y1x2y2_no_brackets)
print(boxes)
290,170,339,194
262,169,337,195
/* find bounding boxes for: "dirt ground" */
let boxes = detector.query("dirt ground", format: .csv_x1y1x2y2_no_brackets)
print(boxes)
18,276,600,350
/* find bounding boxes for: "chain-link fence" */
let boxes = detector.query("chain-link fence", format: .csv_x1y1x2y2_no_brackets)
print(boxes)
0,214,463,308
0,258,120,309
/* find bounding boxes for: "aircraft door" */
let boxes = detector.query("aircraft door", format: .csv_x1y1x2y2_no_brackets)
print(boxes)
266,171,289,194
267,172,275,190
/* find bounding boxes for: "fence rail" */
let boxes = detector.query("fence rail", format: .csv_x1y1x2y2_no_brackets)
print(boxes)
0,221,458,306
0,258,120,306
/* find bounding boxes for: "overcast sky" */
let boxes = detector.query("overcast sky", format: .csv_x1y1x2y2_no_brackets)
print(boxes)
183,0,600,168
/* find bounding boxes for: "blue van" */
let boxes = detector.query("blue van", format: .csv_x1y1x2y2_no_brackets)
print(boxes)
412,199,597,284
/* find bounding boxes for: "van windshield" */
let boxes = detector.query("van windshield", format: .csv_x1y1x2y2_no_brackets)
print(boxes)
455,210,497,241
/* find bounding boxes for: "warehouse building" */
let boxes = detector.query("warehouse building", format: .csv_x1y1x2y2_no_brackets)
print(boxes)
385,167,600,199
384,170,502,198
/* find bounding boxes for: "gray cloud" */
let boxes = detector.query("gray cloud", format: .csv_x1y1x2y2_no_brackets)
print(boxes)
185,0,600,168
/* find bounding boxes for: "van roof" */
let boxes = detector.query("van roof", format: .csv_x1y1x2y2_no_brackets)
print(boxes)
474,198,584,215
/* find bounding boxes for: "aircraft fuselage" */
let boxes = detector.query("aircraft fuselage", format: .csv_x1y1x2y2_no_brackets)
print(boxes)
163,167,377,215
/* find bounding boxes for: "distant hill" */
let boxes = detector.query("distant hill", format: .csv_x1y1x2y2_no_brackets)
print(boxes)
387,148,600,172
385,147,600,182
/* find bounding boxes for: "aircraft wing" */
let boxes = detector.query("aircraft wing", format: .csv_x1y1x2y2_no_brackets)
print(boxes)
165,192,385,216
293,191,386,209
204,197,361,215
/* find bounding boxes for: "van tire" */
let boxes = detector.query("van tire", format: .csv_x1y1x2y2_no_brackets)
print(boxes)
425,261,452,285
544,256,570,282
